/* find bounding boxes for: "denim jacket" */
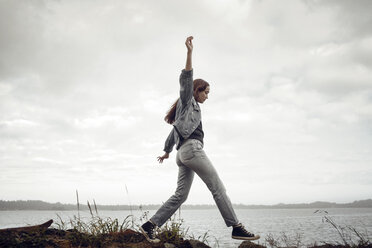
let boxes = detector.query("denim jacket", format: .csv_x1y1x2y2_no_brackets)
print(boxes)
163,69,201,153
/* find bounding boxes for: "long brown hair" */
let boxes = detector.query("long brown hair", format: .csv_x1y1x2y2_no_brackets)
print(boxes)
164,79,210,124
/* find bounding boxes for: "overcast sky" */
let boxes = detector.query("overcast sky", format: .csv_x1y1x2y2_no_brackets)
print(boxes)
1,0,371,206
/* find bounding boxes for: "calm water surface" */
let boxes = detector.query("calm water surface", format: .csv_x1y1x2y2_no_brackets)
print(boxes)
1,208,371,248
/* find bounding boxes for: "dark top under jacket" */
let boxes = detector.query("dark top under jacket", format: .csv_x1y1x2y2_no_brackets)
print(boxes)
175,120,204,149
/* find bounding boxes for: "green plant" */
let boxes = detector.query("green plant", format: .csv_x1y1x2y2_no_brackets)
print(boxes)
155,210,218,247
157,212,188,245
53,191,217,247
188,230,211,244
54,195,134,247
265,233,282,248
54,213,67,230
56,201,132,235
322,214,371,247
264,232,303,248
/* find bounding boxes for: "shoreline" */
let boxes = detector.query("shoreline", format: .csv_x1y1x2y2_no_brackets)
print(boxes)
1,199,371,211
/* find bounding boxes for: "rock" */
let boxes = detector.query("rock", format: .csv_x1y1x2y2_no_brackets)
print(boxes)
0,222,213,248
121,229,146,243
186,239,211,248
0,219,53,233
239,240,266,248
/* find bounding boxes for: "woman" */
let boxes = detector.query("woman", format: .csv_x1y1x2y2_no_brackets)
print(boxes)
140,36,260,243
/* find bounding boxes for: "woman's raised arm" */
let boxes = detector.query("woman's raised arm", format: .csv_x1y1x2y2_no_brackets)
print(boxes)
185,36,193,71
178,36,194,106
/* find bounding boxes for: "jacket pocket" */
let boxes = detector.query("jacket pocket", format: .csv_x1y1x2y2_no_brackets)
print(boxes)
195,141,203,150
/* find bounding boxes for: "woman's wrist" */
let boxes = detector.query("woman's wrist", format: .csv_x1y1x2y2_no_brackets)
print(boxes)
185,53,192,71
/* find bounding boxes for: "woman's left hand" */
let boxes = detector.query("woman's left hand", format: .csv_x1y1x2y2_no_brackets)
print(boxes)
185,36,193,53
157,153,169,164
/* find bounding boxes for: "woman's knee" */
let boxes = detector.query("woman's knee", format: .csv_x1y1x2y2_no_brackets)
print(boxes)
173,192,187,204
206,178,226,196
174,190,189,203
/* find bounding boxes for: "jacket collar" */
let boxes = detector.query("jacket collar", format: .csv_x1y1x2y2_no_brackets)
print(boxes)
192,97,200,111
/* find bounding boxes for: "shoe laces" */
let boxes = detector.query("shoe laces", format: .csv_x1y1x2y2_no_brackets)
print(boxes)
148,225,156,238
239,225,254,237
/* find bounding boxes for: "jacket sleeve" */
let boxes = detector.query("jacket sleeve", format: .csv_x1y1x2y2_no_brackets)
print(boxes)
163,128,176,153
179,69,194,106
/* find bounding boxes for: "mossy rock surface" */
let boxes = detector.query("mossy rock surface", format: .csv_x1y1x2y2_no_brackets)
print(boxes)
2,225,371,248
0,227,215,248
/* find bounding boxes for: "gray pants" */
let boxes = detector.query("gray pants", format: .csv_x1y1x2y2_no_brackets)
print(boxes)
150,139,239,227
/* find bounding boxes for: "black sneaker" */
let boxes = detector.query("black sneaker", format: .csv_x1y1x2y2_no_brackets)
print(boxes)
232,223,260,240
140,221,160,243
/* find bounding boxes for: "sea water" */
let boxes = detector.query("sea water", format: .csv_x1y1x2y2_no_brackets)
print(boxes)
1,208,371,248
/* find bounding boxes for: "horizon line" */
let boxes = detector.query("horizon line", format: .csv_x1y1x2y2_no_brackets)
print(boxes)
1,198,371,206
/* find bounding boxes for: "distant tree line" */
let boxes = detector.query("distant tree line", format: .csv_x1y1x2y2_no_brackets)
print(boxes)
0,199,371,211
234,199,372,209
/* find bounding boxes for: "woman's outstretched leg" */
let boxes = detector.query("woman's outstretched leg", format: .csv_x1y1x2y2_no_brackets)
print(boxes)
179,139,259,240
182,149,239,226
141,162,194,242
150,162,194,227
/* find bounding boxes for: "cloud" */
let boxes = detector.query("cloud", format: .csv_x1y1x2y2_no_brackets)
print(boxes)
310,0,372,40
0,0,372,205
73,107,139,129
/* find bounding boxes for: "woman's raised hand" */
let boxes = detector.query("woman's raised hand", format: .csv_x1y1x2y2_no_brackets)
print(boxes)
185,36,193,53
157,152,170,164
